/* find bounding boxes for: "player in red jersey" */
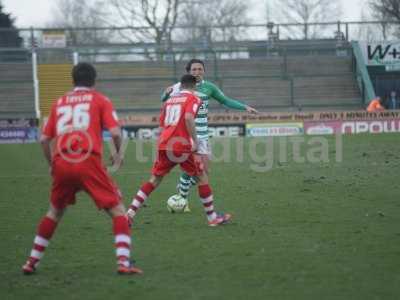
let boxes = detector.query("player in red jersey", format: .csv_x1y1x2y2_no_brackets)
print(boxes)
127,75,231,227
22,63,142,275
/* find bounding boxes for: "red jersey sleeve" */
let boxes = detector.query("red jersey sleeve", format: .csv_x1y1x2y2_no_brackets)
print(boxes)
159,103,166,128
184,95,201,117
100,96,119,130
42,103,57,138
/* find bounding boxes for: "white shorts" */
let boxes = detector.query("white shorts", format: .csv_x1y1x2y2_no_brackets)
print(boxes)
197,139,211,155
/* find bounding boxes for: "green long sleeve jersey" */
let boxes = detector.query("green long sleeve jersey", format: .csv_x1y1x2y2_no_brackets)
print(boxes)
161,80,247,140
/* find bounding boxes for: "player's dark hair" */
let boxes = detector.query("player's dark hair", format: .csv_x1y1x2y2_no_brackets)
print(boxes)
185,59,205,73
180,74,197,89
72,62,97,87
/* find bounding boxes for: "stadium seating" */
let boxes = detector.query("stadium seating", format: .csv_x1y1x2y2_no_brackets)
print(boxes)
95,77,173,110
94,61,174,79
38,64,73,116
0,63,35,118
286,55,352,75
0,42,364,117
94,62,175,111
218,77,292,109
92,54,362,113
210,55,361,111
293,76,360,107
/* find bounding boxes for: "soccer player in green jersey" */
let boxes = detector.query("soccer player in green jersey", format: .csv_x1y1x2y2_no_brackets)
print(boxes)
161,59,258,211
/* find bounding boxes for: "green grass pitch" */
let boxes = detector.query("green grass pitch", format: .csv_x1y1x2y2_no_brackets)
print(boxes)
1,135,400,300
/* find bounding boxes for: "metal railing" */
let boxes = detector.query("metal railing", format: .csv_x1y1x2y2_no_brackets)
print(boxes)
0,21,398,51
351,41,376,104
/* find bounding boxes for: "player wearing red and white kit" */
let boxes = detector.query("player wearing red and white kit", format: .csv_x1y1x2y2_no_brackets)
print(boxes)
127,74,231,226
22,63,142,275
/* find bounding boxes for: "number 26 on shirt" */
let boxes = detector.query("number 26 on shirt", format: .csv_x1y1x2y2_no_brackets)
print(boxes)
56,103,90,134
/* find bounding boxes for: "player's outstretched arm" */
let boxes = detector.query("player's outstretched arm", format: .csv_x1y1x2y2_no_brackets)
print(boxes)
245,105,259,114
40,134,52,166
211,83,258,113
185,112,198,153
161,86,174,102
109,127,123,170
